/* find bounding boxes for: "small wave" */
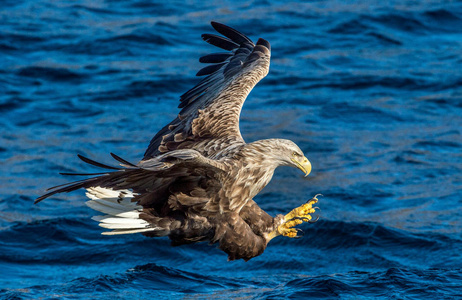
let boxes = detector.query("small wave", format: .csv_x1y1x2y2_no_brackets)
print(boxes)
0,218,95,264
328,19,372,34
320,101,405,124
99,31,173,46
127,79,185,97
0,32,46,44
70,4,120,15
328,18,402,45
366,13,428,33
55,39,134,56
424,8,461,21
367,32,402,45
0,43,17,51
423,9,462,32
308,75,431,91
413,140,461,153
0,97,28,113
392,155,427,165
16,66,89,82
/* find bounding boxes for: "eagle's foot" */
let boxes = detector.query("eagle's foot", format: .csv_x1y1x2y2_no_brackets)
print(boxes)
283,194,320,223
267,194,321,242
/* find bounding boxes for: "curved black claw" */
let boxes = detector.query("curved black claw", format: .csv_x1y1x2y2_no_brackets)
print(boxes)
306,194,322,204
293,228,304,239
308,215,320,223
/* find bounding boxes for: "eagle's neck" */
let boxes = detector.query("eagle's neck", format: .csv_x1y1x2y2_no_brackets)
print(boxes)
236,140,285,198
222,139,289,212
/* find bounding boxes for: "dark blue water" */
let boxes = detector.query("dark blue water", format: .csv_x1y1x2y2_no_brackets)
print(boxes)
1,0,462,298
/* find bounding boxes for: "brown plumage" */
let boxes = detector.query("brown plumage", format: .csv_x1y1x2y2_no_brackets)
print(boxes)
35,22,314,261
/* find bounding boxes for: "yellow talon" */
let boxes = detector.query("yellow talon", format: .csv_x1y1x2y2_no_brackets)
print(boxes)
267,194,321,242
283,228,298,238
284,198,318,222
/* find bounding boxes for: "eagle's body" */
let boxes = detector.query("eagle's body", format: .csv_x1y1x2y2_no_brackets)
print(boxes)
36,22,318,261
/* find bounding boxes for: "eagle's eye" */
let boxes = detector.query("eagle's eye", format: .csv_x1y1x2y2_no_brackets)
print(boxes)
292,152,298,157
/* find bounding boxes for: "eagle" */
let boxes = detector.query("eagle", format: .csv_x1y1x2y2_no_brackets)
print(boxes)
35,22,320,261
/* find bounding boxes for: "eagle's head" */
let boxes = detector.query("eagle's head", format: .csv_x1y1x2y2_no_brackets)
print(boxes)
270,139,312,177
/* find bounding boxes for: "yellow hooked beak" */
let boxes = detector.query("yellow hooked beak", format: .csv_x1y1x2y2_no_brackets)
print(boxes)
291,156,312,177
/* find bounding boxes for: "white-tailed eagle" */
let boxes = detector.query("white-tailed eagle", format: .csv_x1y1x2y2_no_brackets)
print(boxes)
35,22,320,261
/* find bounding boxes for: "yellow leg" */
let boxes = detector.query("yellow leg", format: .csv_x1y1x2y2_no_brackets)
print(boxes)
267,194,321,242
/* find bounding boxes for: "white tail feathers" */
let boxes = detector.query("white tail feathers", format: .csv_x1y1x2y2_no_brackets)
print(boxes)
85,187,159,235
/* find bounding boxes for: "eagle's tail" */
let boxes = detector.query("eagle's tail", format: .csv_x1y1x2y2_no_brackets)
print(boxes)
85,187,160,235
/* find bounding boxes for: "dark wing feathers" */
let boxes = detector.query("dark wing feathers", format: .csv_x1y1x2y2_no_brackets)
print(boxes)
179,75,214,103
201,34,239,51
110,152,138,168
256,38,271,50
210,21,254,45
143,21,271,160
35,150,225,204
37,175,107,202
60,172,110,176
44,175,104,191
235,47,252,56
77,154,119,170
196,63,227,76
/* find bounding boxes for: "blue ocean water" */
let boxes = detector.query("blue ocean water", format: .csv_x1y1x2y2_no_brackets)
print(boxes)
1,0,462,298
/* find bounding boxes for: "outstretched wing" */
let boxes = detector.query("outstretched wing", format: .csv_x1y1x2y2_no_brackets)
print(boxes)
34,150,226,205
143,21,271,160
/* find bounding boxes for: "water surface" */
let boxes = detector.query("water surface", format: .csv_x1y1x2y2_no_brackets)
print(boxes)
1,0,462,299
